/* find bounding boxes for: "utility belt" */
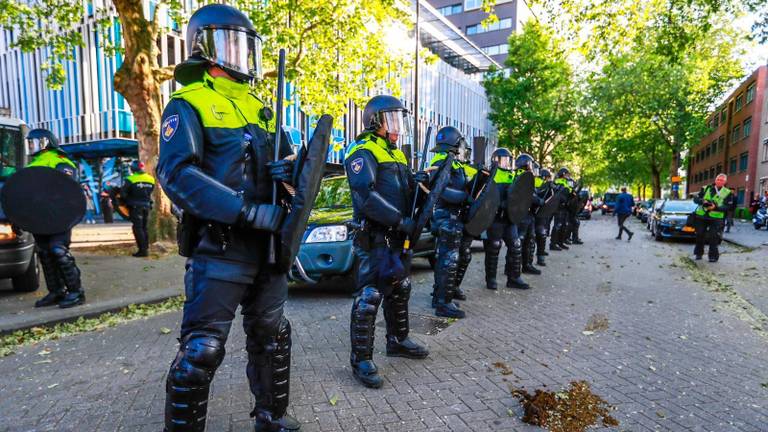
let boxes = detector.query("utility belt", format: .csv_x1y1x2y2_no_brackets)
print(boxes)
352,219,406,252
177,214,243,257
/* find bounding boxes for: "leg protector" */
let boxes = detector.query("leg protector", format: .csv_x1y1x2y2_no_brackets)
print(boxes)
34,249,66,307
247,318,298,430
350,286,383,387
507,238,523,280
50,245,81,293
432,224,465,318
483,239,502,290
383,280,410,341
453,237,472,300
165,334,225,432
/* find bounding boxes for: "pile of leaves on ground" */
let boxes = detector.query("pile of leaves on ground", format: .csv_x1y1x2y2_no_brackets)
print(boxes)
510,380,619,432
0,296,184,357
75,241,177,259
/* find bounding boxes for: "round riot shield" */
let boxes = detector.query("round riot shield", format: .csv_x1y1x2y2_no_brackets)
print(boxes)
1,167,86,235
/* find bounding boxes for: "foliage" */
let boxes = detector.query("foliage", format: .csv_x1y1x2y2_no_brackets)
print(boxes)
0,296,184,358
482,21,577,165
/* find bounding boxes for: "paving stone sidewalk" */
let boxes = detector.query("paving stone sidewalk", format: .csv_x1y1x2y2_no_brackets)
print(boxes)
1,216,767,432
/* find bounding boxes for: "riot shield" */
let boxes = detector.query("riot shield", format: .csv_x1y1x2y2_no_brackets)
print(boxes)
464,166,500,237
276,114,333,273
536,192,561,219
1,167,86,235
409,153,454,241
506,171,535,224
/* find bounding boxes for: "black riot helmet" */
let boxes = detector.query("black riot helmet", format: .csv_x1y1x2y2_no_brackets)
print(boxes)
25,128,60,156
539,168,552,180
515,153,535,171
531,161,540,176
491,147,513,170
174,4,263,85
362,95,412,148
432,126,469,161
557,167,571,179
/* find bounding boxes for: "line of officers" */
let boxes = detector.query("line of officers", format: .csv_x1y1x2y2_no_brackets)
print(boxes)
344,95,585,390
154,4,587,431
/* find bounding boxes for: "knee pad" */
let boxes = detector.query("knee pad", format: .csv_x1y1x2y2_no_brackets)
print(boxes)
49,244,70,261
355,286,382,315
169,334,225,387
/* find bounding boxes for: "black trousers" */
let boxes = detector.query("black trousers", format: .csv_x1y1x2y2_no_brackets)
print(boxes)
617,214,633,238
33,230,81,294
694,217,723,260
129,206,150,252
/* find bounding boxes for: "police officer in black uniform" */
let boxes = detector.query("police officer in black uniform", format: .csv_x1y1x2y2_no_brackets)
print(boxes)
345,95,429,389
121,160,155,257
533,168,553,266
157,5,299,431
550,167,573,251
484,148,529,290
428,126,476,319
514,154,542,276
567,178,584,245
26,129,86,309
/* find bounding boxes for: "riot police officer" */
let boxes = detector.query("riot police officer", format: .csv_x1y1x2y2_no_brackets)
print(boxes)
345,95,429,389
567,178,584,245
26,129,86,309
551,168,573,251
156,5,299,431
514,154,541,276
484,148,529,290
121,160,155,257
429,126,476,319
533,168,553,266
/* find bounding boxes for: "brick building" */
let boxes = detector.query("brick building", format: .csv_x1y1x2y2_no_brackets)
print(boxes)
687,65,767,210
427,0,531,64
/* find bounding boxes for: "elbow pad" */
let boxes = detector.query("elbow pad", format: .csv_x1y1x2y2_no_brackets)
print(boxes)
362,191,402,226
441,187,468,205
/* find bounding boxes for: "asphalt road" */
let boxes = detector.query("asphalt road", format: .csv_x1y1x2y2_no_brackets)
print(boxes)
1,215,766,432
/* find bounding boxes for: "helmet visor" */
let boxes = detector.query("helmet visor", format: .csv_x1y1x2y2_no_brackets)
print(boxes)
26,138,49,155
381,110,412,143
195,28,263,80
495,155,511,169
456,139,469,162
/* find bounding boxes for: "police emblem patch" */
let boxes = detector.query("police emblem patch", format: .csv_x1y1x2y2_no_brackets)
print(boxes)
350,158,364,174
162,115,179,142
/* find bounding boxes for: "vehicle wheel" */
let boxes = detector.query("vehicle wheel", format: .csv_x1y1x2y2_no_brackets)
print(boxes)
12,253,40,292
427,254,437,270
654,229,663,242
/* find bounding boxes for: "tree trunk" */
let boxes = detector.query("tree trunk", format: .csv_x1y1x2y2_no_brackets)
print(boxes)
651,168,661,199
112,0,175,242
669,150,680,199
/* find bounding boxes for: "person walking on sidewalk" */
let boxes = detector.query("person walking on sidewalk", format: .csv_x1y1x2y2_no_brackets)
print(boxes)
121,160,155,257
693,173,734,262
615,187,634,241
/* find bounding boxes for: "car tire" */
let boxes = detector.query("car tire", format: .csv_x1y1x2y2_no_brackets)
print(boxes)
755,223,762,230
654,228,663,242
12,253,40,292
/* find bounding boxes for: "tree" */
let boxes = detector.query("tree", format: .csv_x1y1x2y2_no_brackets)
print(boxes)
482,21,577,165
1,0,412,240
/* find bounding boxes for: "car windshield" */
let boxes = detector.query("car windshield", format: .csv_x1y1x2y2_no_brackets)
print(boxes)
604,193,618,202
313,177,352,209
0,126,21,179
663,200,697,213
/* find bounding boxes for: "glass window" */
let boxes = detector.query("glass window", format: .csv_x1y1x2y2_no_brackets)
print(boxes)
713,114,719,127
763,139,768,162
706,146,711,158
737,188,745,205
663,200,698,213
466,24,479,35
718,136,725,152
465,0,482,10
721,109,726,123
729,158,737,173
735,93,744,112
744,117,752,138
746,82,756,104
739,152,748,171
0,126,21,179
732,125,741,143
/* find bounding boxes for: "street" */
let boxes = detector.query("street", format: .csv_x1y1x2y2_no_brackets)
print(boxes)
1,215,767,432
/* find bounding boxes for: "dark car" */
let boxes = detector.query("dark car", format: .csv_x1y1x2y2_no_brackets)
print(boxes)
637,199,654,223
650,199,697,241
0,119,39,292
290,175,435,290
601,192,618,215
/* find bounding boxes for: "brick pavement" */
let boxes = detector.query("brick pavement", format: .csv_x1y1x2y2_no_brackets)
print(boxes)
1,215,767,432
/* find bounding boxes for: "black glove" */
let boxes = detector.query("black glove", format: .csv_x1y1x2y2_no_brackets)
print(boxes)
414,170,429,184
239,203,285,233
397,217,416,234
267,159,293,184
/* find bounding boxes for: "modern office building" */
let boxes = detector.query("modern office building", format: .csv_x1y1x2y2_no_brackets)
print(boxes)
428,0,531,64
0,0,499,167
687,65,768,210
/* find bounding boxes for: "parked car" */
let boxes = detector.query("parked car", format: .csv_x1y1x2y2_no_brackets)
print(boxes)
0,116,38,292
290,175,436,290
650,199,698,241
600,192,618,215
637,199,654,223
577,195,594,220
646,199,664,230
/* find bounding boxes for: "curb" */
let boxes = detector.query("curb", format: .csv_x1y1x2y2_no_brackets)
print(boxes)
0,289,181,335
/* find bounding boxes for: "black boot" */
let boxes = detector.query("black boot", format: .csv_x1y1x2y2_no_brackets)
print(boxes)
453,287,467,301
386,335,429,359
558,242,570,250
253,409,301,432
133,249,149,257
523,264,541,275
383,282,429,359
35,252,65,307
550,242,562,251
52,248,85,308
536,255,546,266
523,238,540,274
507,243,529,289
350,287,383,388
571,238,584,245
434,263,465,319
506,277,530,290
